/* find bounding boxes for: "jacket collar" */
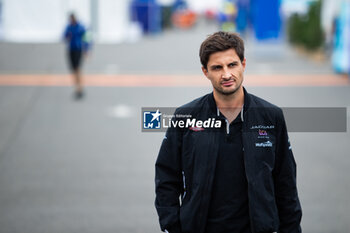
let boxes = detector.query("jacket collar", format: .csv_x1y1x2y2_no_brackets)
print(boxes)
208,87,251,120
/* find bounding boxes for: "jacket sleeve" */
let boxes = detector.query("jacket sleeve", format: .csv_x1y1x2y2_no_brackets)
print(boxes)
155,116,183,233
273,109,302,233
63,26,70,41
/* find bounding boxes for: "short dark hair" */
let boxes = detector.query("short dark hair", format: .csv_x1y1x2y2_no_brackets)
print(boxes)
199,31,245,69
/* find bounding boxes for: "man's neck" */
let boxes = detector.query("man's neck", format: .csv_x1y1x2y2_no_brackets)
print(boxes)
213,87,244,123
214,87,244,108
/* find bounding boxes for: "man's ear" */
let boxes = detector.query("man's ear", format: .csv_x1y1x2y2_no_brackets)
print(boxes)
202,66,208,78
242,58,246,69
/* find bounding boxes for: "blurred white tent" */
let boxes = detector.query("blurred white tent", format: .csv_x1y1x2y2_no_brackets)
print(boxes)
186,0,221,13
1,0,131,43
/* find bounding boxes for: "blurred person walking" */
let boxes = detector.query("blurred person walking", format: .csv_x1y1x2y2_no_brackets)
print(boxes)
155,31,302,233
64,13,86,99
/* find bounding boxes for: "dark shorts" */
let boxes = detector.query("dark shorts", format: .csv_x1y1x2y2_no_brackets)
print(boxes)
68,50,82,71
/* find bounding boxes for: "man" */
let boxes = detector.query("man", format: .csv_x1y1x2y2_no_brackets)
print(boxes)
155,31,302,233
64,13,86,99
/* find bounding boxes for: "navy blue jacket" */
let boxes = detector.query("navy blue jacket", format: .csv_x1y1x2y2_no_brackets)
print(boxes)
64,22,86,51
155,88,302,233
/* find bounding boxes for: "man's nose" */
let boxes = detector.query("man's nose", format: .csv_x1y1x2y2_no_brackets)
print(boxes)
221,71,232,79
221,67,232,79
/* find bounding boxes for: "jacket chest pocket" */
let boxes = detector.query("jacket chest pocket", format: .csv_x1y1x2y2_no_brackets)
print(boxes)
181,131,213,192
181,130,209,169
181,131,195,170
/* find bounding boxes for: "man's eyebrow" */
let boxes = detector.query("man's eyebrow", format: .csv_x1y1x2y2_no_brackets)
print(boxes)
210,64,222,69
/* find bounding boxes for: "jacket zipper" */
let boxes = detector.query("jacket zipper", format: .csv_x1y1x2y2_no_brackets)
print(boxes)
225,119,230,134
182,171,186,200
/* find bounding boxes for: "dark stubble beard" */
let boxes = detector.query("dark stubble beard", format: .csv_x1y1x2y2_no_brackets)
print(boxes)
214,81,242,96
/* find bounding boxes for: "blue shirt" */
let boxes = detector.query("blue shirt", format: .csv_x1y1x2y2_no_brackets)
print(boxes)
64,22,86,51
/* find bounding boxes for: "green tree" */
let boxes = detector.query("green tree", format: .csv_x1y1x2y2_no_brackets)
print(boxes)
288,0,324,50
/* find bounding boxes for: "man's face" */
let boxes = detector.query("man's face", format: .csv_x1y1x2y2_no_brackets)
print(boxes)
202,48,246,96
70,15,77,24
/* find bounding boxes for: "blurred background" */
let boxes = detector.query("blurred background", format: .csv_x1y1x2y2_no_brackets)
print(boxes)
0,0,349,233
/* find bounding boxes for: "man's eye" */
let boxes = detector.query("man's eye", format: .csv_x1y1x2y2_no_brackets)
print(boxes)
228,63,236,67
213,66,221,70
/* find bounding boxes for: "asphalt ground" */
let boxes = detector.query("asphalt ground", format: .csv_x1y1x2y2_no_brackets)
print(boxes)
0,85,350,233
0,22,350,233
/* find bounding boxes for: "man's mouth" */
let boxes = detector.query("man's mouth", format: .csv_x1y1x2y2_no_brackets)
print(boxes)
221,79,235,87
